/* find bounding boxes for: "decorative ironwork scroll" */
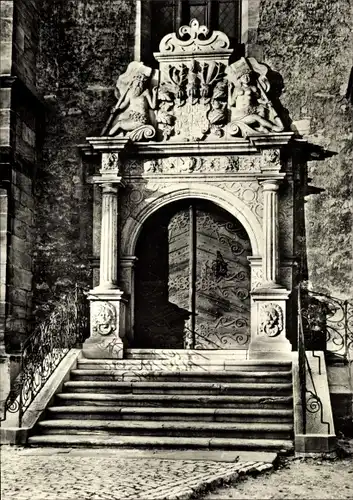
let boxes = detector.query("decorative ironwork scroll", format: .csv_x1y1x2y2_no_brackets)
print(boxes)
2,285,89,426
297,283,331,435
300,287,353,362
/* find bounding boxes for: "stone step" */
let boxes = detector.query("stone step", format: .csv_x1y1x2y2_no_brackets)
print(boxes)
55,392,293,409
28,434,294,451
70,369,292,383
124,349,248,360
63,380,292,396
77,358,292,372
47,406,294,423
37,419,293,440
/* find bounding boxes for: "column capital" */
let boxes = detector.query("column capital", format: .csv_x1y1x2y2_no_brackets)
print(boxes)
93,174,126,188
260,179,281,191
101,183,119,195
120,256,138,268
92,150,126,186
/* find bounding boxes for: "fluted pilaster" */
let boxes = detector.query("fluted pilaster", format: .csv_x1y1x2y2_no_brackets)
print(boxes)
262,180,280,286
99,183,119,289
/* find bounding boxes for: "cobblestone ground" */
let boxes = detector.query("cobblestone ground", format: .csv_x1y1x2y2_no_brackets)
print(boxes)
0,447,271,500
204,456,353,499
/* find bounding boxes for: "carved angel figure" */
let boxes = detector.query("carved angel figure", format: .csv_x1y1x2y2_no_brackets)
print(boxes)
226,58,285,138
103,62,157,139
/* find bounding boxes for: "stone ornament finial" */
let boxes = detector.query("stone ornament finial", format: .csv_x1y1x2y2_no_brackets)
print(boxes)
158,18,231,54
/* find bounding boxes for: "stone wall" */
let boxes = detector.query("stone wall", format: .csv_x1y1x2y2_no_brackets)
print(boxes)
1,0,42,353
256,0,353,299
32,0,136,315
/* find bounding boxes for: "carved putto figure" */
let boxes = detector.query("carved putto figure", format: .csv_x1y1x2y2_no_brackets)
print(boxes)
226,58,285,138
103,62,157,141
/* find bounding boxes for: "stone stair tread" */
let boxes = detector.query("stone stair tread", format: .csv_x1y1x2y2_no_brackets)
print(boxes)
79,357,291,365
48,406,293,416
56,393,293,402
64,381,292,390
28,434,294,450
71,369,292,377
38,419,293,431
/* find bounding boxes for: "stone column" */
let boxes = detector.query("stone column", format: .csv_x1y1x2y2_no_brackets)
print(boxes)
249,150,292,359
98,183,119,290
262,179,280,286
83,151,127,359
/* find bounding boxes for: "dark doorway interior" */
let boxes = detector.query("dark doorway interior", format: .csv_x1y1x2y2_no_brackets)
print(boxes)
134,199,252,349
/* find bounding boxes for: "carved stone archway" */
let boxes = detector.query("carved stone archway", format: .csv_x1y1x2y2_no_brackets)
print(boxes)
121,183,263,257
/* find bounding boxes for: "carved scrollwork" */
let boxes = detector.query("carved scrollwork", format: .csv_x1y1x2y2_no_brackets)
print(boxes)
143,156,239,174
259,303,284,337
158,19,231,54
92,302,116,336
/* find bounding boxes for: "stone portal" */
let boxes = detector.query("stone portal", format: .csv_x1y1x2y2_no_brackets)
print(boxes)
82,19,297,359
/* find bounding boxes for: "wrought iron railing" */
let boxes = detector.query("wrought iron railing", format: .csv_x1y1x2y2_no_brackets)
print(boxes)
297,283,331,434
2,285,89,426
300,287,353,363
183,323,250,350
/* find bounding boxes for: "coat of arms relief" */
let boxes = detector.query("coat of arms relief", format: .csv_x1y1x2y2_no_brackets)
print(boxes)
102,19,286,143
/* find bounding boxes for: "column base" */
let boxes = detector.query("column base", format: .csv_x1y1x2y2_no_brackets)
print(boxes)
248,336,292,360
83,289,127,359
249,286,292,361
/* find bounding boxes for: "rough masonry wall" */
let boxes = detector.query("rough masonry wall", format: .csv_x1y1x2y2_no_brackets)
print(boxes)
257,0,353,299
1,0,41,352
33,0,136,315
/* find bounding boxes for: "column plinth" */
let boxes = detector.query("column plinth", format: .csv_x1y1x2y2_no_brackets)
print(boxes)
249,174,291,359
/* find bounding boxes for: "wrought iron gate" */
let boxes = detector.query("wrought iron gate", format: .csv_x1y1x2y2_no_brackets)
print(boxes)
134,200,251,349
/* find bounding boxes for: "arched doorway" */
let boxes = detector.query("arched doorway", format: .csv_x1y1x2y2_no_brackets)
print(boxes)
134,199,252,349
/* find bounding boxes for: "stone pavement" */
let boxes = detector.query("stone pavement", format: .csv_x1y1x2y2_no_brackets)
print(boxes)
0,447,275,500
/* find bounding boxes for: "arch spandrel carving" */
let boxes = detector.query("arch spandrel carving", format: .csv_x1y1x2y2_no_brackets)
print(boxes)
120,183,263,258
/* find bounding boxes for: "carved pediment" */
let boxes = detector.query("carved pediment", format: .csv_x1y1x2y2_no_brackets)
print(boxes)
102,20,288,144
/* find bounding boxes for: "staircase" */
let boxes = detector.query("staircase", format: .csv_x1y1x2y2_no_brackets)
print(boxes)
28,349,294,451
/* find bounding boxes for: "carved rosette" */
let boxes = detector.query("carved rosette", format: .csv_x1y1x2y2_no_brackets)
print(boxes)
92,302,117,336
259,303,283,337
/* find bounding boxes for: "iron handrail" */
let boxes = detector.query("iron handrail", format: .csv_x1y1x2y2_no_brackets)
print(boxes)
2,284,89,426
297,283,331,434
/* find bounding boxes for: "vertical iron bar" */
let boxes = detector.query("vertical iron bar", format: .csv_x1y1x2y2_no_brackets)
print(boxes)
344,300,348,362
188,203,197,348
298,284,306,434
18,341,24,428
